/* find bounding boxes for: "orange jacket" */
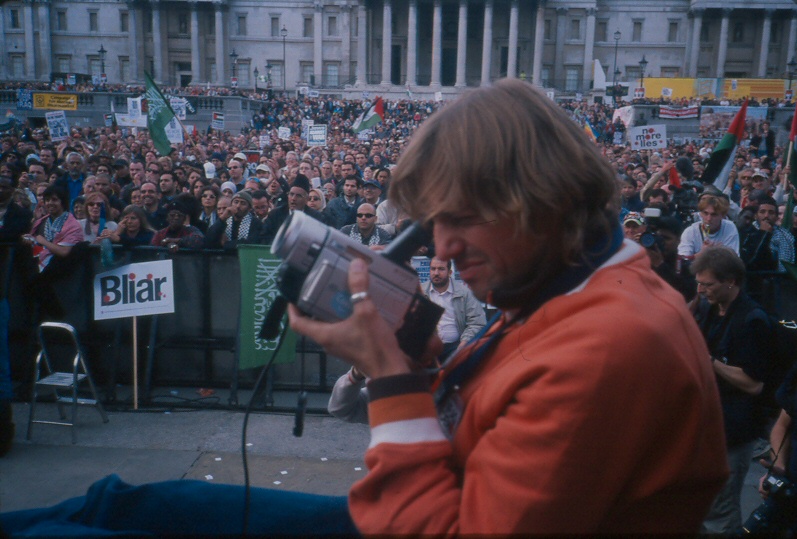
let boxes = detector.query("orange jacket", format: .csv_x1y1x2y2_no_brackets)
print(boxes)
351,243,728,534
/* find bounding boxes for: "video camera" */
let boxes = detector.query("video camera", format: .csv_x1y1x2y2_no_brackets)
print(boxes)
268,212,444,360
741,473,797,534
639,207,665,251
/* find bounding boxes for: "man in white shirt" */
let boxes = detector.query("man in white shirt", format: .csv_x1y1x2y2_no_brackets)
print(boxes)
678,194,739,259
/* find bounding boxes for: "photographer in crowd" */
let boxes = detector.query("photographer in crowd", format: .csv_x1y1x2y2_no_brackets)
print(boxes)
691,246,773,533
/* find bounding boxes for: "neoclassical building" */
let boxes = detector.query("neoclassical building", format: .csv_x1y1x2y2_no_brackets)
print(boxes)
1,0,795,95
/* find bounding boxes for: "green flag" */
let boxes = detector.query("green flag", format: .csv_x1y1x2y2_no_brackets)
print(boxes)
144,72,177,156
237,245,296,369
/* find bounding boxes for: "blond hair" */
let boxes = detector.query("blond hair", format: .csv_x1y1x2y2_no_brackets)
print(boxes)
391,79,617,270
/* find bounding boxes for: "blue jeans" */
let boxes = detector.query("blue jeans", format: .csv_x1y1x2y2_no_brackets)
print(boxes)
1,474,359,537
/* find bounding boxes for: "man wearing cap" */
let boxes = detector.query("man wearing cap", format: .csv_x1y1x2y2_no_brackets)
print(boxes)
261,174,327,244
210,152,226,175
340,203,392,247
324,176,362,230
255,163,273,186
150,198,204,251
361,179,382,207
205,190,264,249
622,212,646,243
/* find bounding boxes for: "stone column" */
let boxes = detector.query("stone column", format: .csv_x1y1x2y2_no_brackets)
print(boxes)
431,0,442,87
532,0,545,85
356,0,367,85
128,2,141,82
190,2,202,83
406,0,417,86
214,1,226,85
582,8,596,91
23,0,36,79
480,0,493,85
553,7,567,85
38,0,53,81
455,0,467,87
716,9,730,78
314,1,323,85
788,10,797,67
507,0,519,78
341,2,352,84
758,10,773,78
151,0,165,83
380,0,392,85
0,9,6,79
688,9,703,78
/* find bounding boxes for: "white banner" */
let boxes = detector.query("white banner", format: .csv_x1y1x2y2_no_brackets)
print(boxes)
211,112,224,130
278,126,291,140
115,114,148,128
94,260,175,320
45,110,69,142
169,97,187,120
629,124,667,150
127,97,142,118
165,117,184,144
307,124,327,146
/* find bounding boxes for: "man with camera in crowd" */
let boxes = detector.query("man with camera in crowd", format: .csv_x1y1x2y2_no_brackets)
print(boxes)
290,79,728,534
0,81,729,537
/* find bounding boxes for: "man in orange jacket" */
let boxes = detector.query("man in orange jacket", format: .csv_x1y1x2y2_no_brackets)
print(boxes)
290,79,729,534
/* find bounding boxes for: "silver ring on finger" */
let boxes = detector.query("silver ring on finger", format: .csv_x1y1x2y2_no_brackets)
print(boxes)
350,291,369,305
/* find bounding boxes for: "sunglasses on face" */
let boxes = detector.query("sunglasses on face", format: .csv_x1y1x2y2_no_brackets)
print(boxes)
357,213,375,218
308,196,321,201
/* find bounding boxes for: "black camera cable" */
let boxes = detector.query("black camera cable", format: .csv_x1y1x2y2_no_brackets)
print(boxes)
241,321,289,536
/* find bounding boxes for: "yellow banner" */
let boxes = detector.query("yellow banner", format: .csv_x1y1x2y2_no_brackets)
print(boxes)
32,93,78,111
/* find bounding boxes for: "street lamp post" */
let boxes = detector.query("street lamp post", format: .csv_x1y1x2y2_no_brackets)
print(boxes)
266,63,272,88
788,58,797,101
281,25,288,93
612,31,621,104
98,44,107,83
638,55,648,99
253,66,259,92
229,49,238,86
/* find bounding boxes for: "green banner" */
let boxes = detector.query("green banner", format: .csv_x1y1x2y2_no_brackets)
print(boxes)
238,245,296,369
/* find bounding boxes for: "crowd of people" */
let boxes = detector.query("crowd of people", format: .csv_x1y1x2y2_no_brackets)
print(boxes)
1,83,797,533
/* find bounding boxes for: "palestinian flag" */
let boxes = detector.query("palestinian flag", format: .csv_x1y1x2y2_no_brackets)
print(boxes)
701,100,748,191
144,72,177,156
352,97,384,133
788,105,797,189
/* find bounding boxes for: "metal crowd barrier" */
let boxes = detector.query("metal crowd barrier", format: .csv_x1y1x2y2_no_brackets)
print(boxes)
2,243,347,410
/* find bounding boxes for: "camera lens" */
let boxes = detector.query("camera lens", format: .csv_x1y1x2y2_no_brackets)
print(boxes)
639,232,656,249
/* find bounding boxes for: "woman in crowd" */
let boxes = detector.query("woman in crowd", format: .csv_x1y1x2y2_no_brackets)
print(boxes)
198,185,221,228
79,192,118,243
71,195,87,220
307,188,326,212
191,177,211,200
101,204,155,247
23,185,83,272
